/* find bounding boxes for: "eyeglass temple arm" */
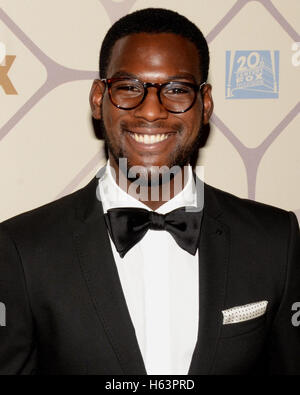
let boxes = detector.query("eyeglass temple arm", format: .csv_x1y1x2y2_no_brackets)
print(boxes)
199,81,207,90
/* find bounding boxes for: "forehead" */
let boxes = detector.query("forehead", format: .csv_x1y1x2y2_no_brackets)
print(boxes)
107,33,201,82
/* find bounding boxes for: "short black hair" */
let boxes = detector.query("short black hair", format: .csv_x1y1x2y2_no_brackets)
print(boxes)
99,8,209,82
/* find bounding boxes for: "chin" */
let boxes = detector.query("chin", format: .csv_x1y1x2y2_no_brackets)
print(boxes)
127,163,178,187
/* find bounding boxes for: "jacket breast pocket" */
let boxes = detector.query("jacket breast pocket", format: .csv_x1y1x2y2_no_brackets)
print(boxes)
213,318,268,374
220,313,266,339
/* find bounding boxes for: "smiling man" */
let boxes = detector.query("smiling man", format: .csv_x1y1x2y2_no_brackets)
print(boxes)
91,29,211,205
0,8,300,375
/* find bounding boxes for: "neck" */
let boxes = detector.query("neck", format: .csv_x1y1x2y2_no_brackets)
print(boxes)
109,156,189,211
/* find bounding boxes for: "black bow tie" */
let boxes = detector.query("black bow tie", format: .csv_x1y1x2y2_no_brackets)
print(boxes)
104,206,202,258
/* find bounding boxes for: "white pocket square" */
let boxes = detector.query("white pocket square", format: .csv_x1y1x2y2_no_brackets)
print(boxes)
222,301,268,325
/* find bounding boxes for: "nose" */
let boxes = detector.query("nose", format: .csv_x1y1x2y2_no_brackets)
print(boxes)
133,87,168,121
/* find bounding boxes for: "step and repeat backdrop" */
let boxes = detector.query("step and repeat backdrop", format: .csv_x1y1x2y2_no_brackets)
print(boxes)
0,0,299,222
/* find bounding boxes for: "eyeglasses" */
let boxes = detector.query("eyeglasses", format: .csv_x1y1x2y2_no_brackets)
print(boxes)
101,77,206,114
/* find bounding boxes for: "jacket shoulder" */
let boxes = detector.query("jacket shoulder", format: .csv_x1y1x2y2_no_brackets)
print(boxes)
0,177,96,238
204,183,294,231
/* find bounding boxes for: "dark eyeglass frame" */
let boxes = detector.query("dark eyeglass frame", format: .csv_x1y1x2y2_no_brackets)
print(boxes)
101,77,207,114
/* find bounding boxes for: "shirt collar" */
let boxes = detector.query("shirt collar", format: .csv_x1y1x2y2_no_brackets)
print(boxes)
98,159,197,214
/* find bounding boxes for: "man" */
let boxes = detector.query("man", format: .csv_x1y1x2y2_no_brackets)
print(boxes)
0,8,299,375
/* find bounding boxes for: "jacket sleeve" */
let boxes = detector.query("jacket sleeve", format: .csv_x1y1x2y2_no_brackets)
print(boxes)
268,212,300,374
0,224,37,375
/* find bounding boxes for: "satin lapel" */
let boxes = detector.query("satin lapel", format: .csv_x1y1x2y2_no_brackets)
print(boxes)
189,182,230,375
73,174,146,375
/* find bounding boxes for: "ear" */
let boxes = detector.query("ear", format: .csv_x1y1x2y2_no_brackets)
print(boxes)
201,83,214,125
89,79,106,120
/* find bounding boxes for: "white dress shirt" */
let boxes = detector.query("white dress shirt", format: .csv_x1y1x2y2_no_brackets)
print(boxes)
98,161,199,375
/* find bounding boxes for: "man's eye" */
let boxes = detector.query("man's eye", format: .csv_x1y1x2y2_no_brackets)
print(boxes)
166,87,189,95
116,85,139,92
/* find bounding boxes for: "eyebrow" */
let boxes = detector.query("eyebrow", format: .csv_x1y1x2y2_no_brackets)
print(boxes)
167,74,197,83
110,71,198,84
110,71,138,79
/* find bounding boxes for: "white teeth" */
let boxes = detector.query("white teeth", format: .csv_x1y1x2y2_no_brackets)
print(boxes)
144,134,150,144
130,133,169,144
150,135,155,144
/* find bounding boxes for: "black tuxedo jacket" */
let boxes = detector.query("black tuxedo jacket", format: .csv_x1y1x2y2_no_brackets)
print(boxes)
0,171,299,375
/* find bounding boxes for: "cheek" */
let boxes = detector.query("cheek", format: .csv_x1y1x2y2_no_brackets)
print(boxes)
190,103,203,133
102,97,120,133
180,110,202,140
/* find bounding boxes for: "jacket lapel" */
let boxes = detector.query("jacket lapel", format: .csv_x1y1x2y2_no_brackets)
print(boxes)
189,181,230,375
73,172,147,375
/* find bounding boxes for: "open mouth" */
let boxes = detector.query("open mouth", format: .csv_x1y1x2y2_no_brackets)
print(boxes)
128,132,174,145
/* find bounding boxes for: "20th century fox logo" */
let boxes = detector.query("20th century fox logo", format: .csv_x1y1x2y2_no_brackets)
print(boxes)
225,50,279,99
